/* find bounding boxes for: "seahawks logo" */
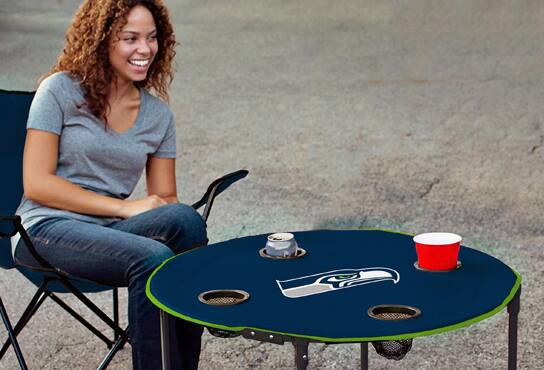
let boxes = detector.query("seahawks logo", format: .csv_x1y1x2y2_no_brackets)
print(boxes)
276,267,400,298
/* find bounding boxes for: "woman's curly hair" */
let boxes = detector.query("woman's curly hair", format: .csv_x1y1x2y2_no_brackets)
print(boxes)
42,0,177,123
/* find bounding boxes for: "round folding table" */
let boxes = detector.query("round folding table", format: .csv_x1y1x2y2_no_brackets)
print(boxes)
146,229,521,369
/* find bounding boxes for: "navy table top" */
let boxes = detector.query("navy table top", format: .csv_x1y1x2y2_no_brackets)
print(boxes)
146,230,521,342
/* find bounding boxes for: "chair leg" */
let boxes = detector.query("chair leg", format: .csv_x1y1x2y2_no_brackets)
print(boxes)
1,278,129,369
59,279,126,339
48,293,114,347
0,284,48,359
97,325,130,370
113,288,119,343
0,297,28,370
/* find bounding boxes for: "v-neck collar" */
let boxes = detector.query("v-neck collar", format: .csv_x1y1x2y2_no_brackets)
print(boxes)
108,87,146,136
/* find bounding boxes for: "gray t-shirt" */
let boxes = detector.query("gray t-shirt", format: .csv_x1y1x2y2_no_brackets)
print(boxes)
11,72,176,254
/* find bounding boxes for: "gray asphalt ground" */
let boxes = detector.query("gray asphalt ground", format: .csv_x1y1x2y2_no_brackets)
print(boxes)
1,0,543,369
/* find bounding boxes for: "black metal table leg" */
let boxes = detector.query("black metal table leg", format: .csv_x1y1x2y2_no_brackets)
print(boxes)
361,342,368,370
507,286,521,370
160,310,172,370
293,339,309,370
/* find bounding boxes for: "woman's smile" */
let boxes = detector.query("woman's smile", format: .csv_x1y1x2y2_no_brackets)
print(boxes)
128,58,151,74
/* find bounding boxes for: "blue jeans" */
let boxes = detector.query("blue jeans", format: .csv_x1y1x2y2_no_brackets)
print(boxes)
14,203,208,370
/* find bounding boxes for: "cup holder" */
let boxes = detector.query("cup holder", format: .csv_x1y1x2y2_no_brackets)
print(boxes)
367,305,421,320
207,327,241,338
367,305,421,360
371,339,413,360
198,290,249,338
198,289,250,306
259,247,307,260
414,261,462,272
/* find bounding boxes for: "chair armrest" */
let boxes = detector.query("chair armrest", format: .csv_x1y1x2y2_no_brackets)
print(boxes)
0,214,56,271
0,214,21,238
191,169,249,222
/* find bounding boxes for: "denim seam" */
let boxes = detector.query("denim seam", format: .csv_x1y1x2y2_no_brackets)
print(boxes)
30,236,50,245
147,235,168,242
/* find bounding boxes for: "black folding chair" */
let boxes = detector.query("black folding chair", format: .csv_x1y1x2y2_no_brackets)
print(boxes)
0,89,248,369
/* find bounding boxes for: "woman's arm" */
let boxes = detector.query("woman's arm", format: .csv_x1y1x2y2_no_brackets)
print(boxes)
145,156,178,204
23,129,166,218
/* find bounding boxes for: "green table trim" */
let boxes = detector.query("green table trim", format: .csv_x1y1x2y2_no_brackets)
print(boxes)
145,229,522,342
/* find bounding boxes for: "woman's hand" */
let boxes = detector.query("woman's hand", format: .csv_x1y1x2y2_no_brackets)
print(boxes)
118,195,168,219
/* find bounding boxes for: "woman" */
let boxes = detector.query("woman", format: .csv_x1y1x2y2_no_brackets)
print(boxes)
11,1,206,368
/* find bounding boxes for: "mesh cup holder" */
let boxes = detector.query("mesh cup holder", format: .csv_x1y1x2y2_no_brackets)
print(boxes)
371,340,413,360
198,290,250,338
367,305,421,360
207,327,241,338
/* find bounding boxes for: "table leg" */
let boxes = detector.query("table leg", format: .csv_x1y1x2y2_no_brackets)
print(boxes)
160,310,172,370
293,339,309,370
507,286,521,370
361,342,368,370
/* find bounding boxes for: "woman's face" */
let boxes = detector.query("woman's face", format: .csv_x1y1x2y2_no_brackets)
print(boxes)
108,5,158,84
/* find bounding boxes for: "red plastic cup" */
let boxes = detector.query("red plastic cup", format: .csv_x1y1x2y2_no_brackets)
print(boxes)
413,233,462,270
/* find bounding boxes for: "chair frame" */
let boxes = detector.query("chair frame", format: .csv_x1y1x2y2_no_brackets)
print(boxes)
0,89,248,369
0,215,129,370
